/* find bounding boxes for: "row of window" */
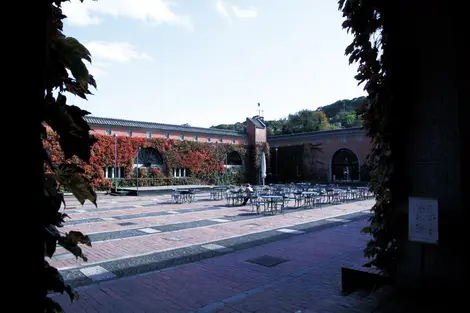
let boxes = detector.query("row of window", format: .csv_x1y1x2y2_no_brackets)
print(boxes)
103,167,189,178
104,128,241,144
103,167,125,178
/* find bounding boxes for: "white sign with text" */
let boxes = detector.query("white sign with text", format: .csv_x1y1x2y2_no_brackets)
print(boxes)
408,197,439,244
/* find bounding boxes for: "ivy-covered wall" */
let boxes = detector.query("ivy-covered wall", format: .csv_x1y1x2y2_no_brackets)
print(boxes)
44,130,250,190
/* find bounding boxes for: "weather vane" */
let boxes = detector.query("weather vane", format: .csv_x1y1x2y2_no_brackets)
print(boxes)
257,102,264,117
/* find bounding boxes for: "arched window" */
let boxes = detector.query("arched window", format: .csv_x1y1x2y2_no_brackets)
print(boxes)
331,148,359,181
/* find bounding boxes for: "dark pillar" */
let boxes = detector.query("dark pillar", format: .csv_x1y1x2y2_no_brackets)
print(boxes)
390,0,466,291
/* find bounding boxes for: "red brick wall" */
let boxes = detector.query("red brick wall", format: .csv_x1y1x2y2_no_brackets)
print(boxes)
268,129,372,181
245,118,267,144
89,126,247,145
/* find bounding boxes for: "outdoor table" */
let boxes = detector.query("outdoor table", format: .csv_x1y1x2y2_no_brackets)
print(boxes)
226,191,244,206
176,189,195,203
260,195,283,214
301,191,320,207
210,187,227,200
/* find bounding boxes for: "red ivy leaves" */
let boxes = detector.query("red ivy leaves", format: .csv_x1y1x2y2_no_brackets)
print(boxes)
44,130,246,188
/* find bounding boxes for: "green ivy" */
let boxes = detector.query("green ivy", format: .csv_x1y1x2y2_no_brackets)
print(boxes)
338,0,401,275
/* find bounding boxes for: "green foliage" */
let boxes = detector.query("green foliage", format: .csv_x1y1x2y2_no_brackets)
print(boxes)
210,121,246,132
338,0,400,275
43,1,98,312
211,97,365,136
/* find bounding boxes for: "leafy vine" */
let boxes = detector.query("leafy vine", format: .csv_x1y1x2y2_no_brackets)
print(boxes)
43,1,98,312
44,133,249,189
338,0,401,275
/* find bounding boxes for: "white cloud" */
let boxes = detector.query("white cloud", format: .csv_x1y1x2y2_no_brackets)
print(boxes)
84,41,152,77
232,6,257,18
216,0,232,25
86,42,152,63
62,0,192,28
215,1,257,25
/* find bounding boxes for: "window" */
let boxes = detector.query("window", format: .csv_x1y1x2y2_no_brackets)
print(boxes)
103,167,124,178
207,137,211,143
231,139,236,144
127,130,133,137
164,133,170,139
356,135,364,142
218,138,223,143
340,136,347,143
194,136,199,142
244,140,248,145
180,133,185,141
146,131,152,138
173,168,188,178
105,129,112,135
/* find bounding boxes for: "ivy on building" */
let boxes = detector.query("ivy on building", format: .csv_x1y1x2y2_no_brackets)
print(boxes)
44,131,271,189
339,0,403,276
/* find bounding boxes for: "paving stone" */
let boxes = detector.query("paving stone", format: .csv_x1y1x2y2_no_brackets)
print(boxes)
79,266,116,281
138,228,161,234
201,244,234,252
276,228,306,234
326,218,350,222
101,217,117,221
209,218,230,223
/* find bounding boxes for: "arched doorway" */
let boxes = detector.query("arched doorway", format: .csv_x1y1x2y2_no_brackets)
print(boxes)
331,148,359,181
135,148,164,170
226,151,242,167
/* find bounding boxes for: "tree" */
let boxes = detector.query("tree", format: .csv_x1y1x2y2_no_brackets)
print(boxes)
211,97,365,136
43,1,98,312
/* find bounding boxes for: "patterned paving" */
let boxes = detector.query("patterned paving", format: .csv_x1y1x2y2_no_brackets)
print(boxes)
51,217,374,313
51,193,374,290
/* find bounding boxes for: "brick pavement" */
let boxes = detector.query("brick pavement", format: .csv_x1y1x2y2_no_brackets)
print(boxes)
51,218,372,313
50,199,373,269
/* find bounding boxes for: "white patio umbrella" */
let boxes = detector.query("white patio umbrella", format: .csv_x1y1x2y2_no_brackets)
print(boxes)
260,152,267,185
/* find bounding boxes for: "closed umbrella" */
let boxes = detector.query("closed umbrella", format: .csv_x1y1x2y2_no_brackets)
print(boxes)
260,152,267,185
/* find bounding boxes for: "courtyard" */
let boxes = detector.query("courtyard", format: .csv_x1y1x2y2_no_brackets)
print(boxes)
50,187,378,312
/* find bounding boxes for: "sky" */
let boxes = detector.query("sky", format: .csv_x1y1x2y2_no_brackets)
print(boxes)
62,0,365,128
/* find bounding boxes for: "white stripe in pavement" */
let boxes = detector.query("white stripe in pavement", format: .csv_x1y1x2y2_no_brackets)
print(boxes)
138,228,161,234
326,218,350,223
276,228,306,235
209,219,230,223
201,244,233,252
79,266,116,281
56,203,372,271
74,209,87,213
166,211,180,214
101,217,117,221
133,205,143,208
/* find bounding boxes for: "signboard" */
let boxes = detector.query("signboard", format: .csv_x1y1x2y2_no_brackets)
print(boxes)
408,197,439,244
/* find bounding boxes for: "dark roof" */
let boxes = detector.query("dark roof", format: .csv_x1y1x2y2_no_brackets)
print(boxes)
268,127,365,141
84,116,246,137
247,117,266,129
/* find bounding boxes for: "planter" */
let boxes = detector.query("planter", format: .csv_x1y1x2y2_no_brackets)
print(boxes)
340,264,393,295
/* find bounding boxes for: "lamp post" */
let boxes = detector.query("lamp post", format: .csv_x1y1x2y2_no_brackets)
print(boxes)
136,147,140,195
275,147,278,183
114,134,118,190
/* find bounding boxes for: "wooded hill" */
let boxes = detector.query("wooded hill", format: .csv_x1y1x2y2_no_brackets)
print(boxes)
211,96,365,136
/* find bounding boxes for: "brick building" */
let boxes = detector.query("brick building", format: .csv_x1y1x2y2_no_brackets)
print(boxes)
268,127,372,183
85,115,372,183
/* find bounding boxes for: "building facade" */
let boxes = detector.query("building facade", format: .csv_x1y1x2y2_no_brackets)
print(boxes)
84,115,372,184
268,127,372,183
